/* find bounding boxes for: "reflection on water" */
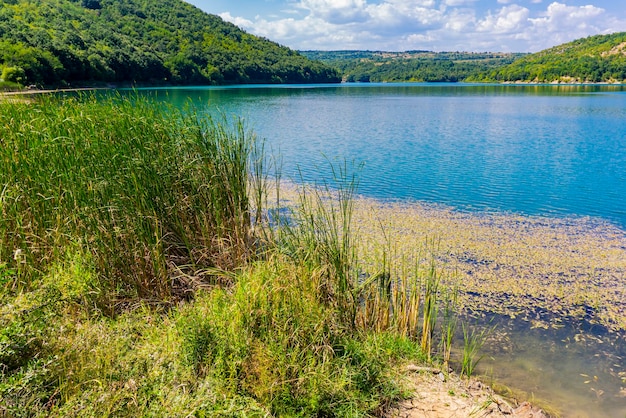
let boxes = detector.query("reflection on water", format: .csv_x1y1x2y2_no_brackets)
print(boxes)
466,313,626,417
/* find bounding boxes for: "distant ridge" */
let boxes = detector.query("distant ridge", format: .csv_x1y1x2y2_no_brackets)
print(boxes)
0,0,341,87
476,32,626,83
300,50,526,83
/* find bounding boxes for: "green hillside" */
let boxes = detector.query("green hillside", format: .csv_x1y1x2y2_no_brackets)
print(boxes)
0,0,340,88
475,32,626,83
300,50,526,82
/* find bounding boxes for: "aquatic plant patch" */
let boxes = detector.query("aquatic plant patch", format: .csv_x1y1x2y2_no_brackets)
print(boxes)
275,184,626,334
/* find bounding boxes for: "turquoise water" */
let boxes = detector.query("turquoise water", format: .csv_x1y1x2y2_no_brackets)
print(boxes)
129,83,626,229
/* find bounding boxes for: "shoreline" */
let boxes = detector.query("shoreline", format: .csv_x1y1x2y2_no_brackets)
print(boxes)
1,80,624,98
0,87,108,96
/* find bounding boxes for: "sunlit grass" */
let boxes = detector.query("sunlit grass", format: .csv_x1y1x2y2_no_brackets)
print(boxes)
1,96,430,417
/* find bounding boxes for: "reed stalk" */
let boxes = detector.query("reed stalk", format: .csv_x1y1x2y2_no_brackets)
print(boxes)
461,322,492,378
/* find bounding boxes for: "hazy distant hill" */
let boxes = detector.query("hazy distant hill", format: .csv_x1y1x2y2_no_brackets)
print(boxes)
0,0,340,87
300,50,526,83
476,32,626,83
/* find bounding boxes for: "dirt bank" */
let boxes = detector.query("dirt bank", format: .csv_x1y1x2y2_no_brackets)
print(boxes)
388,367,548,418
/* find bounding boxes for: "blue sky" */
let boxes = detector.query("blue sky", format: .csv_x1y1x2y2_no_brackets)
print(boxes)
184,0,626,52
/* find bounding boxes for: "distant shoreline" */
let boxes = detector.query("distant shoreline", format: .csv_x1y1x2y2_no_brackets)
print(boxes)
2,81,625,98
0,87,108,96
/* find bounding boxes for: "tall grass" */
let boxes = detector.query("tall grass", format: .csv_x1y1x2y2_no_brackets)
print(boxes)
277,171,464,364
0,94,263,307
460,322,492,378
279,162,361,327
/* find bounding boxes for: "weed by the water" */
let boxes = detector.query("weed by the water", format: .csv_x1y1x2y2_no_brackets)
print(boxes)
1,95,431,417
461,322,493,378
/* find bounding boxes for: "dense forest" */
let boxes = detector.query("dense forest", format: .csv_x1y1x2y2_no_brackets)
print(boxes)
0,0,340,88
300,50,526,82
474,32,626,83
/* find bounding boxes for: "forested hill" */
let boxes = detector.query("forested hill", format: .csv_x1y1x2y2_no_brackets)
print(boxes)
474,32,626,83
300,50,526,83
0,0,341,88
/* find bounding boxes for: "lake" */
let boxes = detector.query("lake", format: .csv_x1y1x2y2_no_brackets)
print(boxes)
124,83,626,417
130,83,626,230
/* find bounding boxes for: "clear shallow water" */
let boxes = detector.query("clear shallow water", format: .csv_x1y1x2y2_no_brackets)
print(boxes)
128,83,626,230
469,314,626,418
122,84,626,416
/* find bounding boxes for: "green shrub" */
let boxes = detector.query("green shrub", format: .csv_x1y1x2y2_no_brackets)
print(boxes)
1,66,26,84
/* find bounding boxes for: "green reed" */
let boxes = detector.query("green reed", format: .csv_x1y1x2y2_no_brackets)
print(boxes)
0,94,263,307
279,162,361,326
461,322,492,378
277,177,463,363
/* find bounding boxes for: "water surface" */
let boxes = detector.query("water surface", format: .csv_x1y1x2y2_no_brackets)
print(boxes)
129,83,626,229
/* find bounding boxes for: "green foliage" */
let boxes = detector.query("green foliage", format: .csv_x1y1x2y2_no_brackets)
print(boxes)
0,236,420,416
175,257,418,417
301,50,525,83
0,94,261,307
0,0,340,87
1,66,26,84
477,32,626,83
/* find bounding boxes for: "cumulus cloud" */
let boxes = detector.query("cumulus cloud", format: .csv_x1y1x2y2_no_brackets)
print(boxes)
477,5,529,33
218,12,254,29
530,2,604,31
297,0,369,24
218,0,625,52
442,0,477,6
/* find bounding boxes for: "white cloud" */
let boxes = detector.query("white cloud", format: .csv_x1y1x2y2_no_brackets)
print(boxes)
442,0,477,6
218,12,254,29
443,8,476,32
477,5,529,33
530,2,604,31
297,0,369,24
